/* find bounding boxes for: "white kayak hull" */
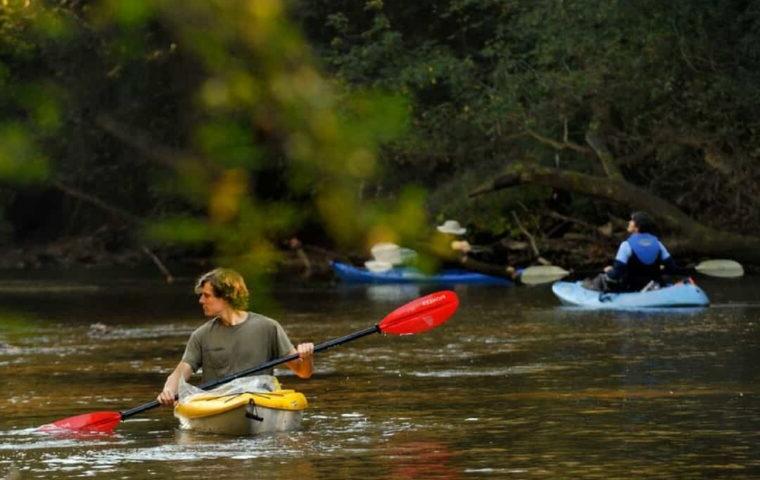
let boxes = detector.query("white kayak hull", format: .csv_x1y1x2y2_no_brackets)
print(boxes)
552,281,710,309
178,404,303,436
175,386,308,436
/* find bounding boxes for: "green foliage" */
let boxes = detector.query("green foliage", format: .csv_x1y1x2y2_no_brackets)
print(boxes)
0,122,48,184
1,0,759,274
0,0,422,282
195,121,262,170
298,0,760,233
0,4,70,186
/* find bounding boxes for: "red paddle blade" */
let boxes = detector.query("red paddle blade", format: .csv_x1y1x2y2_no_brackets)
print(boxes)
379,290,459,335
38,411,122,434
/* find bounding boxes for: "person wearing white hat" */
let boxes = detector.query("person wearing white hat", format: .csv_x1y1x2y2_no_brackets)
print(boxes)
435,219,475,257
434,219,519,281
370,242,403,264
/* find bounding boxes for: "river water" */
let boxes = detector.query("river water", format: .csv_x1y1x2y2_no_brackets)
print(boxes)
1,271,759,479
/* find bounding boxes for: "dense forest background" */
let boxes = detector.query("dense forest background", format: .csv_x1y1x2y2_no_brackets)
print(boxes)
1,0,759,280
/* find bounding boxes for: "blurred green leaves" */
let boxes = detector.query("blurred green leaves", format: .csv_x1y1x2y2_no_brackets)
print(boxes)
0,122,48,184
101,0,155,28
0,4,66,185
299,0,760,234
195,122,261,170
0,0,421,281
139,0,419,278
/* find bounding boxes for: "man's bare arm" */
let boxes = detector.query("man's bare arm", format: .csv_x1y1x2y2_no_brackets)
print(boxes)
157,361,193,406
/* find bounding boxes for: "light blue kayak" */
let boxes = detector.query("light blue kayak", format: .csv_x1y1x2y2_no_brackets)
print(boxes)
331,261,512,286
552,280,710,309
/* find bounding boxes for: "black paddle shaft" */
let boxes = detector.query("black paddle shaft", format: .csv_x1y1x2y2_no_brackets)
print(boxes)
120,324,381,419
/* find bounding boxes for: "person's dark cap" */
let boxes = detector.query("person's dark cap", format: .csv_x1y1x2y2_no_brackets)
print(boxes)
630,211,656,233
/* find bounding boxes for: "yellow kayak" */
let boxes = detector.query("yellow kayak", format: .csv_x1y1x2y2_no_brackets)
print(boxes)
174,379,307,435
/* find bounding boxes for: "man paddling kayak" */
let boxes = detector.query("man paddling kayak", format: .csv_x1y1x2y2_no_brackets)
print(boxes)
437,219,520,281
157,268,314,406
584,211,680,292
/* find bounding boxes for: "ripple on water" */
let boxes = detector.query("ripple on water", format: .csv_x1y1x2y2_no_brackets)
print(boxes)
3,280,760,479
0,428,128,451
86,325,193,340
408,364,569,377
138,435,302,458
4,430,318,478
0,346,83,358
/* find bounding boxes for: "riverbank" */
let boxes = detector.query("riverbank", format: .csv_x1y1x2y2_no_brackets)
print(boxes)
0,234,753,283
0,235,341,282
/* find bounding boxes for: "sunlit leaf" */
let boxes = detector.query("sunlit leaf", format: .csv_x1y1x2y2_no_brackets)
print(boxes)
31,7,73,40
209,169,248,224
196,121,260,169
103,0,155,27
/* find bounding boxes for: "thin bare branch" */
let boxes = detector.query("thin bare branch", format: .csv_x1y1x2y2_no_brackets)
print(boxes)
51,180,175,283
525,127,593,156
585,130,624,180
510,210,540,257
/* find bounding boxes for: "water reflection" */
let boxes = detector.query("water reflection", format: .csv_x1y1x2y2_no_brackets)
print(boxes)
382,435,460,479
365,285,421,303
1,276,760,479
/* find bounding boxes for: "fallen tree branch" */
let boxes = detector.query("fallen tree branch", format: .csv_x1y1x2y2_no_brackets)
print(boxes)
525,127,594,157
545,211,595,231
585,130,624,180
141,246,175,284
95,114,212,172
510,210,540,257
51,180,175,283
469,162,760,263
52,180,142,225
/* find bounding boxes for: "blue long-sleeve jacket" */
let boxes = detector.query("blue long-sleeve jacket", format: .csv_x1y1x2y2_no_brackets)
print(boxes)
606,233,678,289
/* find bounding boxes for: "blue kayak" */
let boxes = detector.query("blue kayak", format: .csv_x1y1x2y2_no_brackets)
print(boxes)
331,261,512,286
551,281,709,309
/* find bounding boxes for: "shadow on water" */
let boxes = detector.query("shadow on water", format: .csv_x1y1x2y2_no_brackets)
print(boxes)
2,272,760,478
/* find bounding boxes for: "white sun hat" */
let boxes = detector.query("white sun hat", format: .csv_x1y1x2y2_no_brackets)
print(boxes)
436,219,466,235
370,243,402,264
369,242,418,266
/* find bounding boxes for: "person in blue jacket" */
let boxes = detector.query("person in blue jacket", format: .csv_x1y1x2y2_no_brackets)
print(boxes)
585,211,679,292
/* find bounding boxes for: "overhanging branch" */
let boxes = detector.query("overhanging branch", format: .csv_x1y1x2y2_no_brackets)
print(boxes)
469,162,760,262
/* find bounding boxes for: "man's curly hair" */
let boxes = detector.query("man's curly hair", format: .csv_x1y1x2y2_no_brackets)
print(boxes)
194,268,250,310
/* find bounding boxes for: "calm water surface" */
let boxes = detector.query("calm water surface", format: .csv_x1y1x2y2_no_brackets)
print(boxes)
1,271,759,479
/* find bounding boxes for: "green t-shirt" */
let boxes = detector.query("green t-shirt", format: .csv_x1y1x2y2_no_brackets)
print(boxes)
181,312,295,383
